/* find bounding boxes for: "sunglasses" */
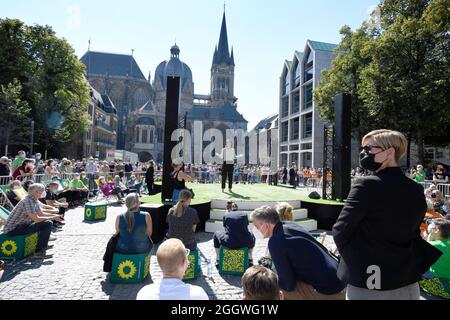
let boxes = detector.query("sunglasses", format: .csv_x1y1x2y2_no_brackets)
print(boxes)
362,145,384,152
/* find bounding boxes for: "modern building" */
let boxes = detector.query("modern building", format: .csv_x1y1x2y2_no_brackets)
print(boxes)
278,40,337,169
79,10,247,163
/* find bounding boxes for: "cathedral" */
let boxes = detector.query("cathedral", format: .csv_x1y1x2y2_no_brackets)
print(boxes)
80,11,247,163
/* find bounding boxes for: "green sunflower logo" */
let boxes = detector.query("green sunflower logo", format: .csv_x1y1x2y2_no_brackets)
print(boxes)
117,260,137,280
85,208,92,218
1,240,18,256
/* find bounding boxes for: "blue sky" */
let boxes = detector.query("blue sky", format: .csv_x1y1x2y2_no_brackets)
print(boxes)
1,0,379,129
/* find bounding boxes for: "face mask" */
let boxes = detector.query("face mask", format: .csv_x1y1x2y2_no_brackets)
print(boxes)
359,150,384,172
253,224,266,240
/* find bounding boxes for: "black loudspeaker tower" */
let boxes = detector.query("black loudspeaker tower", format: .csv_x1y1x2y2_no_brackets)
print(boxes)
162,77,180,202
332,93,352,201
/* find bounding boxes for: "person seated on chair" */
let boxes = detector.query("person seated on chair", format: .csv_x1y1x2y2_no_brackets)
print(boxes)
6,180,25,207
68,173,89,206
426,218,450,280
127,175,142,196
136,239,209,300
12,159,35,180
242,266,284,300
166,190,199,251
251,206,346,300
213,208,255,268
98,176,123,202
45,182,69,217
113,175,131,196
3,184,64,259
276,202,293,221
115,193,153,254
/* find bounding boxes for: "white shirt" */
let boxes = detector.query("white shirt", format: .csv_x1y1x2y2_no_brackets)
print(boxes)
136,278,209,300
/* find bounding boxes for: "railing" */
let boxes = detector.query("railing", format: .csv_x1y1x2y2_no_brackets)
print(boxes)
437,184,450,199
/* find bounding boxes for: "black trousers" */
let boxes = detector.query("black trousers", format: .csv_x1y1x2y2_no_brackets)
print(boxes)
222,164,234,190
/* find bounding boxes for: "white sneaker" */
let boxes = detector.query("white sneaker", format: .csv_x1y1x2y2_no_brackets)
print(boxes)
49,236,57,241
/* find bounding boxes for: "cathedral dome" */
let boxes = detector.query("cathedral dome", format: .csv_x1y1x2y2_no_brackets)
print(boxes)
155,44,193,91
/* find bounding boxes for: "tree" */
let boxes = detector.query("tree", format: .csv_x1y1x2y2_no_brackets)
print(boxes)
360,0,450,164
0,80,31,156
0,19,90,157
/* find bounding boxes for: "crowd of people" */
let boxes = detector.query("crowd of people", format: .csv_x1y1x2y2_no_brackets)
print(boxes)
1,130,450,300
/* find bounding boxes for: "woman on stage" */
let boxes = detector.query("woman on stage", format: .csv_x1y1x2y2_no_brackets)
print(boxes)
217,140,243,193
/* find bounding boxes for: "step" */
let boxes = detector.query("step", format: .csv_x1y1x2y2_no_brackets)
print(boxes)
209,209,308,221
205,218,318,234
210,199,301,210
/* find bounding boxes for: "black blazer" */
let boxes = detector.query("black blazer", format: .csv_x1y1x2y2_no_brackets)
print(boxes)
332,167,442,290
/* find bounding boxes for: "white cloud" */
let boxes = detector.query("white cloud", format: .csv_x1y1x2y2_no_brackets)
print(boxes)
66,5,81,30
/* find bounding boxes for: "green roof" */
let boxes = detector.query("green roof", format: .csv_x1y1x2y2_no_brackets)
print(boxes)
285,60,292,69
294,51,304,61
307,40,338,52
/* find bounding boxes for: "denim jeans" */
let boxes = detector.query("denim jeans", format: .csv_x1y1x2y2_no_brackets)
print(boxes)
7,220,53,252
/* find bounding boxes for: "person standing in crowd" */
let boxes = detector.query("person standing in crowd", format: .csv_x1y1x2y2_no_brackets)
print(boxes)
166,190,199,251
216,140,243,193
12,159,35,180
136,239,209,300
124,162,133,180
3,184,63,259
11,151,26,173
85,157,99,195
333,129,442,300
34,153,45,174
170,162,194,204
282,166,288,185
44,159,59,175
242,266,284,300
433,165,448,184
288,163,296,188
251,206,345,300
115,193,153,254
0,156,11,177
145,161,155,195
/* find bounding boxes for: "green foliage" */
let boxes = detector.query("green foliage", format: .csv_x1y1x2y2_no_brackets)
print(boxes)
0,79,31,147
0,18,90,154
314,0,450,163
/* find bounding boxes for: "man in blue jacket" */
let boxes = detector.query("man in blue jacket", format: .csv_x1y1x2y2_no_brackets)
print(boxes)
251,206,345,300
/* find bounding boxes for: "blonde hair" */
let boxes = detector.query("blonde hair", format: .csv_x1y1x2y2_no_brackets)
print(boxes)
172,190,192,217
157,239,187,275
276,202,293,221
362,129,407,162
123,193,141,232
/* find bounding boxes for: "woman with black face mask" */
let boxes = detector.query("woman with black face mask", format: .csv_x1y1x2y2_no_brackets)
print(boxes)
332,129,442,300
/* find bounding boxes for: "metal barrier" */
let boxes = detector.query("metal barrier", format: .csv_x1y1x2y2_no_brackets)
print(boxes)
437,184,450,198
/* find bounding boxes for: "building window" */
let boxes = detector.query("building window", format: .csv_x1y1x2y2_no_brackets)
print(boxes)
283,71,290,96
150,128,154,143
281,97,289,118
136,127,140,143
290,145,299,151
303,83,313,111
280,146,288,152
142,129,148,143
290,153,299,167
292,91,300,114
302,152,312,168
304,50,313,82
302,113,313,139
294,62,301,88
301,143,313,150
290,118,299,141
281,122,289,142
280,154,288,167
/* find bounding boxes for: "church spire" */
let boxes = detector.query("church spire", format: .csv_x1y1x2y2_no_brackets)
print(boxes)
214,10,233,65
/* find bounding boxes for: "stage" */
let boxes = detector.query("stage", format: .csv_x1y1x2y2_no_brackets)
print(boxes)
140,184,345,243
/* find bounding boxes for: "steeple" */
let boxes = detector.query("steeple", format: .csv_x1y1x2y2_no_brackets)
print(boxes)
213,11,233,66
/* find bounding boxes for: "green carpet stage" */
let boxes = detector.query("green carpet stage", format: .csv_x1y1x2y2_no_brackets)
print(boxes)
140,184,344,243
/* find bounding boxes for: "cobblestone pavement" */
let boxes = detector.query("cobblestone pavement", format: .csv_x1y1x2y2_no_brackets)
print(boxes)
0,203,335,300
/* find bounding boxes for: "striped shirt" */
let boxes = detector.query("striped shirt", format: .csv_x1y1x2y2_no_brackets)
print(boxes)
4,195,41,234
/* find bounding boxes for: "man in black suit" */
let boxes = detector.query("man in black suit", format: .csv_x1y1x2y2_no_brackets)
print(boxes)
333,130,442,300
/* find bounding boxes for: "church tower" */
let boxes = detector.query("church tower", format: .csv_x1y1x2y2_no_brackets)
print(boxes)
210,11,236,106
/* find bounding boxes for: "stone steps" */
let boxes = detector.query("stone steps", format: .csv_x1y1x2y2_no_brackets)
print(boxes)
205,218,318,234
210,199,301,210
209,209,308,221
